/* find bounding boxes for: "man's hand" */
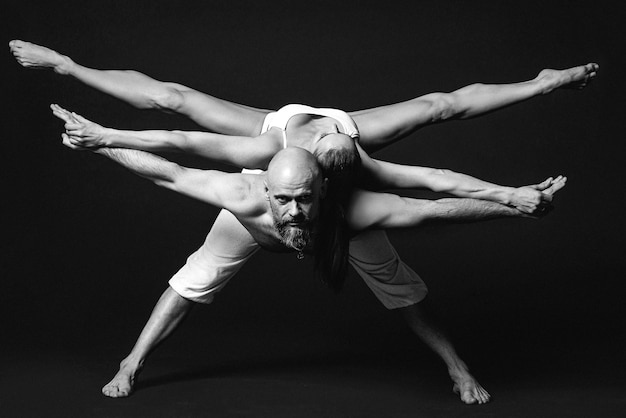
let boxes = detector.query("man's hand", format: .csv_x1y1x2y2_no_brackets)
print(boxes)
515,175,567,218
510,176,567,215
510,176,560,214
51,104,107,149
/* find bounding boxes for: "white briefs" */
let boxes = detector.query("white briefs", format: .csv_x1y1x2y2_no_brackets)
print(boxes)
168,105,428,309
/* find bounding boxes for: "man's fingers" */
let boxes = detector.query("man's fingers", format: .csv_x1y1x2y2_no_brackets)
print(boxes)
51,103,71,115
51,107,73,122
540,193,553,203
51,104,82,124
527,204,554,219
61,133,88,150
71,112,90,123
535,175,566,193
531,177,551,191
61,133,75,149
51,104,81,127
64,122,83,131
544,177,567,195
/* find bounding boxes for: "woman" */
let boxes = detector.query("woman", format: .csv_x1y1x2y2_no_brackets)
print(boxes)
12,39,597,213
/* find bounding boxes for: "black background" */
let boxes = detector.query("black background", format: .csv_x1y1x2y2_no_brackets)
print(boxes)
3,0,625,416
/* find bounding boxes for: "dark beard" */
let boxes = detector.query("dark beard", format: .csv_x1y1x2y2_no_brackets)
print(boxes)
275,221,314,251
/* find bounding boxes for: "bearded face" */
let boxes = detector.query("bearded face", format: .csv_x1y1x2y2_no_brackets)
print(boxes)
271,202,314,251
264,148,326,252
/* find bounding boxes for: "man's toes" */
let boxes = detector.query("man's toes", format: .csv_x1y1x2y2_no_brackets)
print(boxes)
103,386,123,398
477,389,491,404
110,390,126,398
103,379,133,398
103,384,118,396
461,391,477,404
476,392,487,404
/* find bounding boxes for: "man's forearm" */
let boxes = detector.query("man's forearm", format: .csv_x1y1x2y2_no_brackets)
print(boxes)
347,190,528,231
384,197,525,229
422,198,524,224
95,147,181,186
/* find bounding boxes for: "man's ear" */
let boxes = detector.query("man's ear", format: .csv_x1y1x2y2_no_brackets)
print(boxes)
264,180,270,200
320,178,328,198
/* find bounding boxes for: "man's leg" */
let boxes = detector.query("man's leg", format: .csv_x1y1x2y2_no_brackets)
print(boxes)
399,299,490,404
348,230,489,404
349,63,598,152
103,210,259,397
9,40,269,136
103,286,193,397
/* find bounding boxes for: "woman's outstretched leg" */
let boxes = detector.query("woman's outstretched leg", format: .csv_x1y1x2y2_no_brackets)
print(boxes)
350,63,598,153
9,40,269,136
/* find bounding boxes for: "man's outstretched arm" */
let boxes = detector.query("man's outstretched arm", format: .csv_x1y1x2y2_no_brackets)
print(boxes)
358,150,558,215
346,176,566,231
62,134,251,213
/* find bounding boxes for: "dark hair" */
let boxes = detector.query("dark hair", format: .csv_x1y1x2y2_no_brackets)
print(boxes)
312,146,361,292
313,146,362,199
314,199,350,292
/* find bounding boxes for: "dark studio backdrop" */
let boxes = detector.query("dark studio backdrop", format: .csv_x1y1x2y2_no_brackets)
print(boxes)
2,0,625,416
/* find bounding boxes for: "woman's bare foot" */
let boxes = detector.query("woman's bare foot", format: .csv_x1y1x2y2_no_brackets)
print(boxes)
537,63,599,93
9,40,73,74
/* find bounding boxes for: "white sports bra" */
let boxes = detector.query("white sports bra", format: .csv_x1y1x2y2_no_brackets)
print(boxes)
260,104,360,148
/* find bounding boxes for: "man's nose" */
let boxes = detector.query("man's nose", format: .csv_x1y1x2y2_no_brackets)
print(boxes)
288,201,301,217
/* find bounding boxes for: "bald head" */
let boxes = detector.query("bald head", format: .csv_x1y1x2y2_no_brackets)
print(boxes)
265,148,327,251
266,147,323,190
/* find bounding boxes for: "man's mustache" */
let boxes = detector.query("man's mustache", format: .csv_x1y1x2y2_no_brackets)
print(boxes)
282,214,310,225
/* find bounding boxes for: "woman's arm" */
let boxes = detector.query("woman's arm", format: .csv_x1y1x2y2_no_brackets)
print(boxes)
51,104,277,169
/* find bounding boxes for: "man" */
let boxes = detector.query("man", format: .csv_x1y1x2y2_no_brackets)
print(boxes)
58,108,565,403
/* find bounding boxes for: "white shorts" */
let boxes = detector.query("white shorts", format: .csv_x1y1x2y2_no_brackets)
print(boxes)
168,209,259,304
348,229,428,309
169,211,428,309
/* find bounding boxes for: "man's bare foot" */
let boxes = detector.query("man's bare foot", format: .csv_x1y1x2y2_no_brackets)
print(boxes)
450,370,491,404
537,63,599,93
102,361,141,398
9,40,73,74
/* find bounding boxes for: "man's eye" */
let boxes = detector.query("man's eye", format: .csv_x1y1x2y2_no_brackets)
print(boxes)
276,197,288,204
298,196,312,203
